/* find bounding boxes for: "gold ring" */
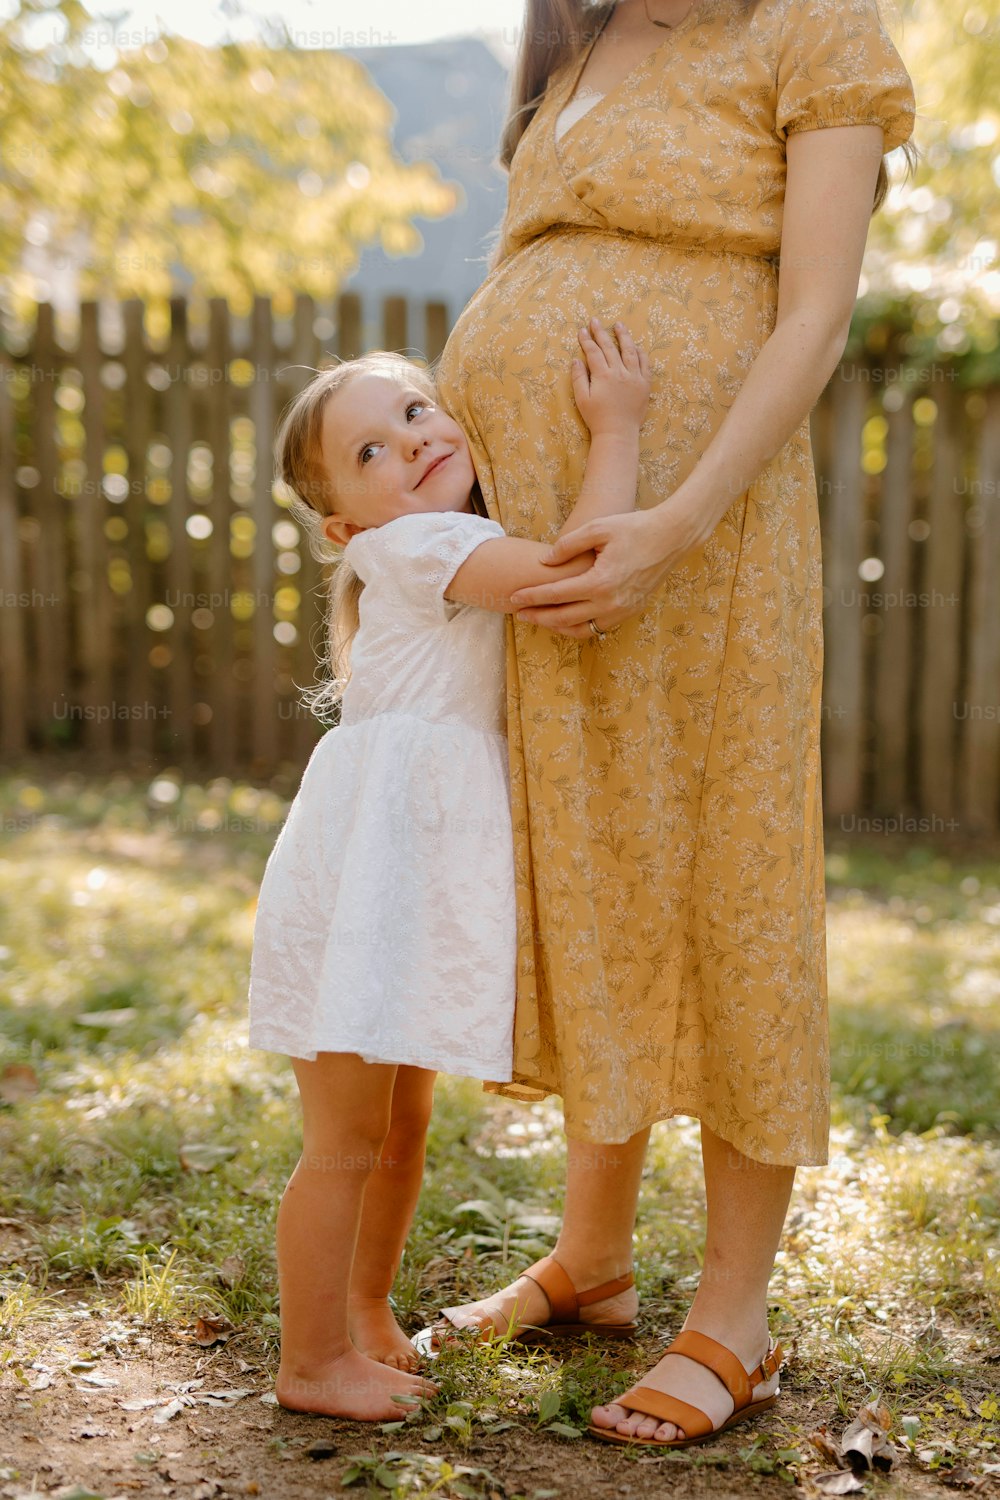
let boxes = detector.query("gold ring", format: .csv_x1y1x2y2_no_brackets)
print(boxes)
589,619,606,640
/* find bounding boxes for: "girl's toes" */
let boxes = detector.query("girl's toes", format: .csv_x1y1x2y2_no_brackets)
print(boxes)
656,1420,681,1442
633,1415,660,1441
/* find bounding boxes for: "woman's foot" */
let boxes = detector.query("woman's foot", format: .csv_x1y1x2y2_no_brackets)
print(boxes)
275,1346,437,1421
439,1261,638,1340
350,1294,421,1371
590,1317,778,1443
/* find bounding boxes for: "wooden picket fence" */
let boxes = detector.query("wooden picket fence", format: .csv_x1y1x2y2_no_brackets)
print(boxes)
0,292,998,834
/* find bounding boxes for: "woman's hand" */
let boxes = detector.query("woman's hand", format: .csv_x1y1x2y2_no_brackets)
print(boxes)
509,504,700,639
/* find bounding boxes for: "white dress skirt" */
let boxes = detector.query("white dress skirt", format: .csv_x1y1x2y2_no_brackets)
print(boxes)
248,509,516,1081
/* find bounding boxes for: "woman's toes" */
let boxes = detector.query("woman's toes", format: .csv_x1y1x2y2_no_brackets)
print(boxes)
591,1402,625,1429
633,1414,660,1440
656,1420,682,1442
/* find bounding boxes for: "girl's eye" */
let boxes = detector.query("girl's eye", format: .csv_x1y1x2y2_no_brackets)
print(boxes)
406,401,427,419
359,443,377,465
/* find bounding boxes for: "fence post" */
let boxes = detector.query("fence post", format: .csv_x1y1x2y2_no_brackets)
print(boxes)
960,388,1000,832
0,352,27,757
31,303,65,747
165,297,195,762
207,298,235,770
917,382,964,826
76,301,114,758
872,392,914,813
250,295,278,772
122,299,156,765
821,366,865,820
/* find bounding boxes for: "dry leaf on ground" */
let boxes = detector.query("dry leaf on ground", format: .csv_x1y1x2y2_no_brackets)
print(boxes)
193,1315,234,1347
813,1473,866,1495
0,1064,39,1102
217,1254,246,1287
179,1143,238,1172
841,1402,896,1473
808,1425,844,1467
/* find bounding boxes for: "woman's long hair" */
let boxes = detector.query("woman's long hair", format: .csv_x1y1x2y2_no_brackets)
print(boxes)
498,0,916,212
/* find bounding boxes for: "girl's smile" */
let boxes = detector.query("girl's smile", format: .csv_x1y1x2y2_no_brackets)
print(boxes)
319,374,476,546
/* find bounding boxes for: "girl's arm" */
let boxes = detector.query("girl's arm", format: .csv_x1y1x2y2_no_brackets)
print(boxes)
555,319,650,538
445,320,651,613
444,537,597,614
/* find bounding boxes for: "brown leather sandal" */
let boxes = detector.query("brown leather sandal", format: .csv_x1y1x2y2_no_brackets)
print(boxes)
412,1253,637,1356
588,1330,783,1448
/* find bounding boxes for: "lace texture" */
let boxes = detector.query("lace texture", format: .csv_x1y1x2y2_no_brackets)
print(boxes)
248,510,516,1080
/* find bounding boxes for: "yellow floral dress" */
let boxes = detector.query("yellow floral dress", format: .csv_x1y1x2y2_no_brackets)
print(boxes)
434,0,915,1165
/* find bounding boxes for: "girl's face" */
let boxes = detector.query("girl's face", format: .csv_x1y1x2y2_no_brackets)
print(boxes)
318,373,476,545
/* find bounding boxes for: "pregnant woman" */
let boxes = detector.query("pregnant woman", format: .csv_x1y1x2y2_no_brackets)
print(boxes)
431,0,915,1448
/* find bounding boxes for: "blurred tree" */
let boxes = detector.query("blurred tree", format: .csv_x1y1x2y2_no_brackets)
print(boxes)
861,0,1000,370
0,0,458,306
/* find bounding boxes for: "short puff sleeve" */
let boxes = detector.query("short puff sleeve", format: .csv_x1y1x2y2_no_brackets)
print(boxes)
775,0,916,153
345,510,506,625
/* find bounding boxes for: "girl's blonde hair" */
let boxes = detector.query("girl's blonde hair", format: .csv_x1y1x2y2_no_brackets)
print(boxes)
274,352,482,720
496,0,917,213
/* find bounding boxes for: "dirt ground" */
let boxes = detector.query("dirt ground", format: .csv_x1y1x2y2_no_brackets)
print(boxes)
3,1306,996,1500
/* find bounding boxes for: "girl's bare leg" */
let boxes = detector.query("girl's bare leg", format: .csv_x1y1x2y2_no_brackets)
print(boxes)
350,1066,436,1371
440,1128,648,1334
274,1052,437,1419
591,1123,794,1441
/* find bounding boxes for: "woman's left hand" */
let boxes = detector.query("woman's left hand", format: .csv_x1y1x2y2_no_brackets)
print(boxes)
509,506,699,638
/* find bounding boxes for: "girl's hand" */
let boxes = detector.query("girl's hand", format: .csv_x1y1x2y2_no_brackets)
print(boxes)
510,504,699,638
572,318,651,439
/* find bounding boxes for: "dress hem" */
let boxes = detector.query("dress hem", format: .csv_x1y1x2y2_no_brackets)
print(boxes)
250,1032,512,1083
482,1079,830,1168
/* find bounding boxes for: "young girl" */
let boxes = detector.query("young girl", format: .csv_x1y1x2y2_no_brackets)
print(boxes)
248,317,650,1421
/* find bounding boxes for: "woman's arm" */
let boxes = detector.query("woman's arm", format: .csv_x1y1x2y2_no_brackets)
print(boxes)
508,124,886,638
444,538,596,613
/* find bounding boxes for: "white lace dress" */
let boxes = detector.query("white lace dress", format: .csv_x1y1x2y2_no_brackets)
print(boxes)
248,510,516,1081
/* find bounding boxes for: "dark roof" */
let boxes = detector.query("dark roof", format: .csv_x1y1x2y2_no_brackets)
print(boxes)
344,37,511,333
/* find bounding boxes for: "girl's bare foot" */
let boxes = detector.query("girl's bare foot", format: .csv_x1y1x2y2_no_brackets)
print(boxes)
275,1346,437,1421
350,1294,421,1371
439,1273,638,1341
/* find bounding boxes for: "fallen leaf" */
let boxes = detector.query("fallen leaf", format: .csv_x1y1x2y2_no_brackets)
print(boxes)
180,1143,238,1172
814,1474,866,1495
193,1388,253,1404
841,1402,897,1473
75,1372,117,1389
305,1440,337,1461
152,1398,186,1424
119,1399,160,1412
75,1425,112,1440
50,1488,106,1500
942,1471,981,1491
194,1315,234,1347
74,1008,138,1029
259,1392,278,1405
0,1064,39,1102
808,1425,844,1467
218,1254,246,1288
30,1372,53,1391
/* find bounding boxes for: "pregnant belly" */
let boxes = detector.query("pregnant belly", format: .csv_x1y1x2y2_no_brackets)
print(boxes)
435,226,778,539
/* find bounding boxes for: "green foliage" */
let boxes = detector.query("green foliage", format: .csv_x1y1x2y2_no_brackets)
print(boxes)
0,0,457,306
0,773,997,1491
860,0,1000,372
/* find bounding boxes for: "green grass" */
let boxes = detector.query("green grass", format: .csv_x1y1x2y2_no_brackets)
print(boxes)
0,772,998,1490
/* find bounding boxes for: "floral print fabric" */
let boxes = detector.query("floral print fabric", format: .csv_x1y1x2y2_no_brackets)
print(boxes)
434,0,915,1164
